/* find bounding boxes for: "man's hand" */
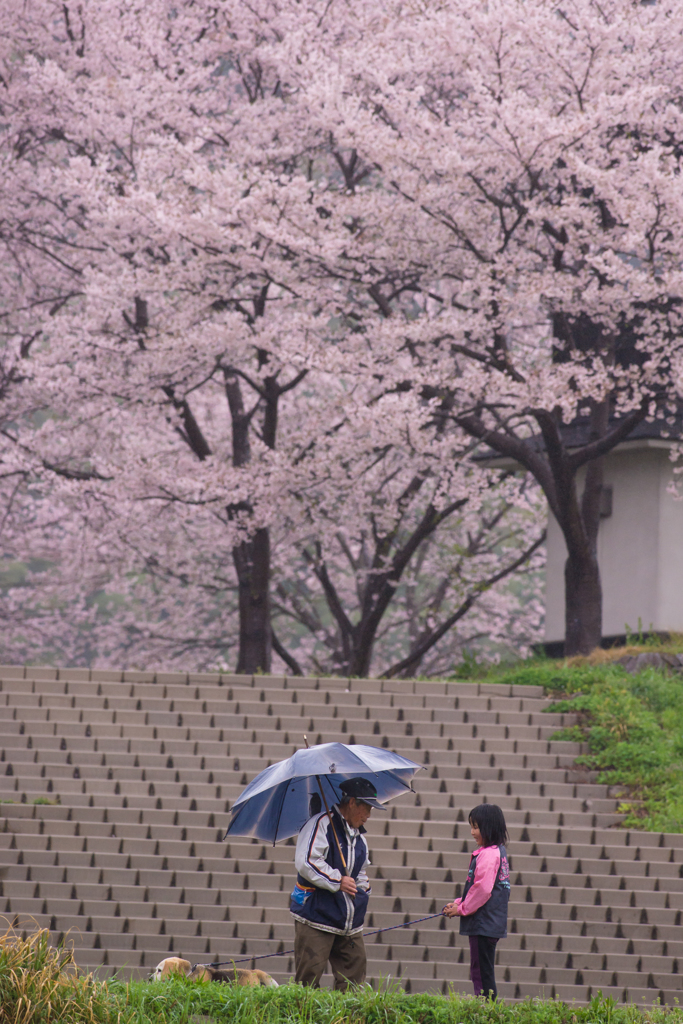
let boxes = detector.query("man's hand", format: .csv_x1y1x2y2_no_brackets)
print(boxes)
340,875,358,896
442,901,462,918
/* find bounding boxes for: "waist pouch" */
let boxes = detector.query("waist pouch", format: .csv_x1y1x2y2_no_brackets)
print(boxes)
290,882,313,908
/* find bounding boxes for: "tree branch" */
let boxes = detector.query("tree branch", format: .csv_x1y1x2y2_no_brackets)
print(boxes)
455,414,559,513
381,529,546,678
567,405,648,471
303,545,355,651
271,631,303,675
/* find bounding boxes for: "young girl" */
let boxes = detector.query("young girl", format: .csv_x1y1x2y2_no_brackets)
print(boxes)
443,803,510,1000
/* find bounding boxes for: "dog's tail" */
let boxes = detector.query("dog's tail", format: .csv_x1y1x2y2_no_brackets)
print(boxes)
254,970,279,988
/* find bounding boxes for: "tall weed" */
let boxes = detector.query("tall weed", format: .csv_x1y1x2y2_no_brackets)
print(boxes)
0,925,122,1024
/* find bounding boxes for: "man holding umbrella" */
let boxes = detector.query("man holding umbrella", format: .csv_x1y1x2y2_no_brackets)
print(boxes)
289,776,385,990
225,742,421,987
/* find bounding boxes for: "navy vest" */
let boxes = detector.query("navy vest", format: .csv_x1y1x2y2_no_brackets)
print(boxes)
290,806,369,935
459,844,510,938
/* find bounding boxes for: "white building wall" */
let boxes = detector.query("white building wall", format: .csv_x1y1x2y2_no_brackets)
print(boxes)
657,449,683,633
544,442,683,643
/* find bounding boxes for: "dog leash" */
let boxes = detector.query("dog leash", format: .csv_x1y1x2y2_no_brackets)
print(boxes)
197,912,445,969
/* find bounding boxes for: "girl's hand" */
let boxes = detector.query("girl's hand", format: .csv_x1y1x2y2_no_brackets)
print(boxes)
442,901,462,918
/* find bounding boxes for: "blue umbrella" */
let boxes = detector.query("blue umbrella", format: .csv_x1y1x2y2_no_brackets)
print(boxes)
224,741,423,845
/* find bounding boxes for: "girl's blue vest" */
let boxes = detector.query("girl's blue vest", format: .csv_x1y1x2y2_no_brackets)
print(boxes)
290,806,369,934
459,844,510,938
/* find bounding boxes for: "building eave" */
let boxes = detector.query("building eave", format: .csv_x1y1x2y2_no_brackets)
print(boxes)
478,436,677,472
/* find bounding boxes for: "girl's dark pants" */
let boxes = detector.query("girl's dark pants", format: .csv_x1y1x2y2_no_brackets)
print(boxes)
469,935,499,998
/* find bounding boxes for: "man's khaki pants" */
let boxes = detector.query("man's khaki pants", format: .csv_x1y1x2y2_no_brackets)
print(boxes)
294,919,366,990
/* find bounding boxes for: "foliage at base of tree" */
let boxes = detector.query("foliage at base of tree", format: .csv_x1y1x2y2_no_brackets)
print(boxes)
2,927,683,1024
453,649,683,833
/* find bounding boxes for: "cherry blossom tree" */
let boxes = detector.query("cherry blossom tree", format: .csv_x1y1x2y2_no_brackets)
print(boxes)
240,0,683,656
272,430,545,677
1,0,316,672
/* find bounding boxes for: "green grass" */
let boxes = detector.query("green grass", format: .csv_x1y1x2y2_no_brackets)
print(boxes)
111,978,683,1024
450,651,683,833
545,667,683,833
0,797,61,806
2,929,683,1024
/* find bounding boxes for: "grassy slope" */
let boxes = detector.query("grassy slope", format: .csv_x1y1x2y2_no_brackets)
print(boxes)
455,646,683,833
2,930,683,1024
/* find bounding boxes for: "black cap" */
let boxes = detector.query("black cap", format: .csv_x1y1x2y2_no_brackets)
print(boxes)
339,777,386,810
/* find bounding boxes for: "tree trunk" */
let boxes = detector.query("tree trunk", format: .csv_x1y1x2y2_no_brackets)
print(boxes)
347,640,372,680
564,547,602,655
225,364,306,676
233,527,272,674
225,371,273,675
561,408,607,656
456,377,646,661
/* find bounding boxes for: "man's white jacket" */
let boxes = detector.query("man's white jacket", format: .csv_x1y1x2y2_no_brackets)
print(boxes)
290,804,372,935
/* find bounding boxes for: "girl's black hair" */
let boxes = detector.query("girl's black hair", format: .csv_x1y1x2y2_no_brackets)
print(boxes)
468,803,509,847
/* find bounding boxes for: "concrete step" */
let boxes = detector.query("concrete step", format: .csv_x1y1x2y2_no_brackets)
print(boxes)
0,664,678,1005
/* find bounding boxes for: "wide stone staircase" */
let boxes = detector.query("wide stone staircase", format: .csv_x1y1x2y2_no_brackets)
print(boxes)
1,666,682,1004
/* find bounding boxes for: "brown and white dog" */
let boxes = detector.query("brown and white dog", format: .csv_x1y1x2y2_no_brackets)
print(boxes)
152,956,278,987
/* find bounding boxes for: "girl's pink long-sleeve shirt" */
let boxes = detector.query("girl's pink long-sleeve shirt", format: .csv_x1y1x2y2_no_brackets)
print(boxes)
454,845,501,916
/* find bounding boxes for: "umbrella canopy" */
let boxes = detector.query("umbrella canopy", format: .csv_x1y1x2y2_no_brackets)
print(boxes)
224,742,423,844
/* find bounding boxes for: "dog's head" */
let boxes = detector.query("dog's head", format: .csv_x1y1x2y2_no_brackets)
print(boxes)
151,957,192,981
